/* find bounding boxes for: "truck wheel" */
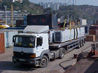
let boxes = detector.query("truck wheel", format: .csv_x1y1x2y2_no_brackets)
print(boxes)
82,40,84,46
40,55,48,68
80,41,82,47
84,40,85,43
77,42,81,49
51,53,56,61
59,48,65,59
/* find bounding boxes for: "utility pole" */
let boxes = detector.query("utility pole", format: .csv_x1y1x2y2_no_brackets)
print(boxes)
4,5,7,25
11,4,14,27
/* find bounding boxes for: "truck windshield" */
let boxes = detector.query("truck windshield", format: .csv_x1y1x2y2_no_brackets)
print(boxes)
14,36,35,48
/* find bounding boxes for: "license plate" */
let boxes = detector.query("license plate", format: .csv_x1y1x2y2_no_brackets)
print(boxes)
19,59,25,61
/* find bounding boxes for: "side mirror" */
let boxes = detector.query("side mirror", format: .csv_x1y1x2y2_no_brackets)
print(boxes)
13,36,15,42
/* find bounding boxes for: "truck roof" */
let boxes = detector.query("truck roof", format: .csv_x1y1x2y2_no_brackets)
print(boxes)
23,25,49,33
17,33,36,36
17,32,48,37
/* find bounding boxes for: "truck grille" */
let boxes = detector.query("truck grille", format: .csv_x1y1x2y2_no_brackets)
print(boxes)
13,52,33,59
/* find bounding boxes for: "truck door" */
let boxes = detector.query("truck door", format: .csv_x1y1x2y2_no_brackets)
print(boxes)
36,37,43,57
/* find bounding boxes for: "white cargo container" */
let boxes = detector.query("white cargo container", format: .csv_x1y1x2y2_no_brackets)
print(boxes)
4,31,18,48
49,30,54,43
53,29,71,43
80,27,85,37
74,28,78,39
52,26,85,43
77,28,81,38
69,29,74,40
81,19,87,25
63,29,70,41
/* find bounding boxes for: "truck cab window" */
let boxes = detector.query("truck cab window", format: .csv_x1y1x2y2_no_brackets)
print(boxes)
37,37,43,46
13,36,35,48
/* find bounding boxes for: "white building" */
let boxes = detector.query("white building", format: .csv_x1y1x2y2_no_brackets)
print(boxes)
40,2,61,10
13,0,23,3
0,11,24,25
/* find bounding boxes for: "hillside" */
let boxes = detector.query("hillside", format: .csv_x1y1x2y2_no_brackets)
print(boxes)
0,0,97,21
0,0,44,14
57,5,98,21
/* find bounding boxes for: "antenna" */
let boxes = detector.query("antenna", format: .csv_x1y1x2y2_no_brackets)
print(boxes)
4,5,7,25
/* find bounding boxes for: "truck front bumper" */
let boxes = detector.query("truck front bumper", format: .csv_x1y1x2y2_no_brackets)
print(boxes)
12,56,40,66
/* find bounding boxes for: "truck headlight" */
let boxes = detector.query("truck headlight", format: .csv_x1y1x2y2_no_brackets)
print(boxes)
18,43,22,46
29,43,33,47
30,54,36,58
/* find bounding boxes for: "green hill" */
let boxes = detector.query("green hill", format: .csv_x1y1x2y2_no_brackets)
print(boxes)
57,5,98,20
0,0,43,14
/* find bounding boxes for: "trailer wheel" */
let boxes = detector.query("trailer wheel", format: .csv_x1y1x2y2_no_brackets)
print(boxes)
84,40,85,43
40,55,48,68
77,42,81,49
80,41,83,47
59,48,65,59
82,40,84,46
80,40,84,47
51,52,56,61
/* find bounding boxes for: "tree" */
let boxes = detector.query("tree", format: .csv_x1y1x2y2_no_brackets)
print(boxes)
0,0,44,14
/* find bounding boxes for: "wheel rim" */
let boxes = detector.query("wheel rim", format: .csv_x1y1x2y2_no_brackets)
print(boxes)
61,52,64,57
61,54,64,58
60,50,64,58
41,58,47,67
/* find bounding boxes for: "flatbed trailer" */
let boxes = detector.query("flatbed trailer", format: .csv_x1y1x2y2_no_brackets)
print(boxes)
50,37,85,48
49,36,85,59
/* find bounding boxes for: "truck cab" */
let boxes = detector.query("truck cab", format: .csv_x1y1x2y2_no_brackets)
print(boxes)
12,26,50,67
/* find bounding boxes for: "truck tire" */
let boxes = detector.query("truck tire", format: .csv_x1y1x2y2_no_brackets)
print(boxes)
59,48,65,59
51,52,56,61
40,55,49,68
82,40,84,46
76,42,81,49
80,41,82,47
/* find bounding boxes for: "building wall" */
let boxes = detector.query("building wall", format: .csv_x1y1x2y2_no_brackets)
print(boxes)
40,2,61,10
0,11,24,25
0,32,5,54
4,31,18,48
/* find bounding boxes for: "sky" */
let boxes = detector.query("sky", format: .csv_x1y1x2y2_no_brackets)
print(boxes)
29,0,98,6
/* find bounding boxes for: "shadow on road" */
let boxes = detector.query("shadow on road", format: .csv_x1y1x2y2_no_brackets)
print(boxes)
84,59,98,73
0,61,37,71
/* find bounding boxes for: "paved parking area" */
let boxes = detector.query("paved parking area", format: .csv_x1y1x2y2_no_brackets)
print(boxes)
0,42,92,73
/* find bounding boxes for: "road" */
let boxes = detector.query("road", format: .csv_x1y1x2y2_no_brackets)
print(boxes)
0,42,92,73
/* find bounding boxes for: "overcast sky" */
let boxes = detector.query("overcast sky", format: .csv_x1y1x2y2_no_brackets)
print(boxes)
29,0,98,6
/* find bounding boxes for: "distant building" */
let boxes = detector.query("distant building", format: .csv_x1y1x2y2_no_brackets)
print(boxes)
39,2,62,10
0,11,24,25
0,0,2,2
13,0,23,3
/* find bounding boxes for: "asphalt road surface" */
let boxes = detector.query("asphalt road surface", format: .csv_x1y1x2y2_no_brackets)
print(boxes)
0,42,92,73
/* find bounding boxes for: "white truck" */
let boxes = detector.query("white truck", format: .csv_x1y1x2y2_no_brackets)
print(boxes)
12,25,86,67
